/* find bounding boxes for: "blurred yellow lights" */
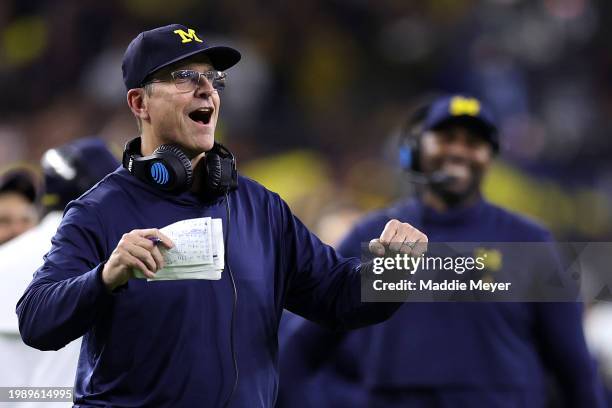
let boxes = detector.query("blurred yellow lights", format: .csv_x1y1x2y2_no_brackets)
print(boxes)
1,17,47,67
483,161,611,238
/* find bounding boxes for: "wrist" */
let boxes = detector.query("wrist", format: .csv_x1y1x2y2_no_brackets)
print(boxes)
101,263,125,292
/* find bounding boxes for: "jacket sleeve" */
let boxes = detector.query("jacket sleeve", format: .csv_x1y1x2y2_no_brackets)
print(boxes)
277,196,401,331
16,201,114,351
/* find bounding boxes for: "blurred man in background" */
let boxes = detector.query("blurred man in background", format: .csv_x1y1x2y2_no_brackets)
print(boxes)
279,95,606,407
0,169,39,245
0,137,118,404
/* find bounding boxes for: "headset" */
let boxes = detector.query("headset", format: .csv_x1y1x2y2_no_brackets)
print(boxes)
122,136,239,406
122,136,237,196
398,103,431,174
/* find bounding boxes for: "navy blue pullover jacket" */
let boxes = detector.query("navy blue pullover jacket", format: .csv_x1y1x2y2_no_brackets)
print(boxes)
279,198,606,407
15,168,399,407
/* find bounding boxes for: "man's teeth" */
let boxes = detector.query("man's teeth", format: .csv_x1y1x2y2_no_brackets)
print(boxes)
442,163,470,178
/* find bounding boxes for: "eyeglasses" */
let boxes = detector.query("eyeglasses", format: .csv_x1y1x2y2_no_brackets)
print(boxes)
144,70,227,92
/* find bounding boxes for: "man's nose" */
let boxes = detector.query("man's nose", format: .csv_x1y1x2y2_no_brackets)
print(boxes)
194,74,215,97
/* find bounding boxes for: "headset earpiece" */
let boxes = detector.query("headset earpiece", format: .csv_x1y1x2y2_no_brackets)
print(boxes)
153,144,193,191
398,106,427,173
398,143,417,172
203,151,222,192
201,143,238,196
122,137,192,193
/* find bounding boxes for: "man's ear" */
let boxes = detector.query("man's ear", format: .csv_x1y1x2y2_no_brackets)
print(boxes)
127,88,149,121
478,144,495,171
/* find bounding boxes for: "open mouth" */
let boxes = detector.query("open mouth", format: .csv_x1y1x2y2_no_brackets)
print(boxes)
188,107,213,125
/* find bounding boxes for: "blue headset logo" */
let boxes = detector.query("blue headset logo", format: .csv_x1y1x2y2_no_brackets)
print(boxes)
150,162,169,185
399,145,413,170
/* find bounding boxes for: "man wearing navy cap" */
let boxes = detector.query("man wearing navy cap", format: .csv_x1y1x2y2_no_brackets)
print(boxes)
279,95,606,407
0,168,39,245
16,24,427,407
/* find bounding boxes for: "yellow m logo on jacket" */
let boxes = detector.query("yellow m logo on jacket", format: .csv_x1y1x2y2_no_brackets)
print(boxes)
173,28,203,44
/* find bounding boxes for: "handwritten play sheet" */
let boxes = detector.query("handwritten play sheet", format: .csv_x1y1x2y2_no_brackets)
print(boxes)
134,217,225,281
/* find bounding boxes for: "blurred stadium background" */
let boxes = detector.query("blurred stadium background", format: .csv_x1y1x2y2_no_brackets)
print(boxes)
0,0,610,241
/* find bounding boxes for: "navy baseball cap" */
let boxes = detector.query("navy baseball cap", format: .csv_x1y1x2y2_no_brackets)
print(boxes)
423,95,499,152
41,137,119,210
122,24,241,90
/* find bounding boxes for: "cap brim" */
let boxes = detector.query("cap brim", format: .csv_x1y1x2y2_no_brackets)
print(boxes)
429,115,496,134
428,116,499,151
148,46,241,80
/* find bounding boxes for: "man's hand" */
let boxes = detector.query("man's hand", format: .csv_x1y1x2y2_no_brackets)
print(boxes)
102,228,174,291
368,219,428,257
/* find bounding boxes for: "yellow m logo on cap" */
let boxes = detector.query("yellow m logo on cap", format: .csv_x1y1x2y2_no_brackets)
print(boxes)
173,28,203,44
449,96,481,117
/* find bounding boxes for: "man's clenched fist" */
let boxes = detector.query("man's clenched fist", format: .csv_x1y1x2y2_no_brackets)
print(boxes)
368,219,428,257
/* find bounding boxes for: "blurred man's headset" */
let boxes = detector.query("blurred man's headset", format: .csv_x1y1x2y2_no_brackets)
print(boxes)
122,137,238,197
398,103,430,174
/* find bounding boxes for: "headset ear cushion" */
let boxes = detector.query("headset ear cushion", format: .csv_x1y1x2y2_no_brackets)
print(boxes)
154,144,193,189
411,139,420,172
204,152,223,193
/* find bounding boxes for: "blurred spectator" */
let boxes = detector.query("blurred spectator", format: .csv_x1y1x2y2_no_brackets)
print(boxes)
0,137,118,404
0,168,39,245
39,136,120,215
